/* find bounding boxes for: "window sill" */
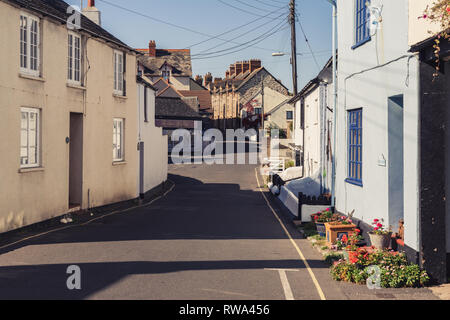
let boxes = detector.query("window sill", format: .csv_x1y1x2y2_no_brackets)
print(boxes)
351,37,371,50
113,93,127,100
345,178,363,187
19,166,44,173
112,161,127,166
19,73,45,82
67,83,86,90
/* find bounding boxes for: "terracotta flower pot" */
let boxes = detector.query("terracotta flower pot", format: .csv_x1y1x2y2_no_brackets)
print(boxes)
369,232,392,249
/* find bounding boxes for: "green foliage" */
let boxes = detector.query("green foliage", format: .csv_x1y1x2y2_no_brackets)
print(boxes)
301,222,318,238
330,250,430,288
285,160,295,169
324,253,345,266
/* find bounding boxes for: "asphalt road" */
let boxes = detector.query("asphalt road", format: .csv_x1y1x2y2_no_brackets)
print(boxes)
0,159,439,300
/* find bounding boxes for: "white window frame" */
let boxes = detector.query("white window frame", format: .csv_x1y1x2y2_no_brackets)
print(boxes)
162,70,170,82
20,107,40,168
68,31,82,85
20,12,40,77
113,50,124,95
113,118,124,162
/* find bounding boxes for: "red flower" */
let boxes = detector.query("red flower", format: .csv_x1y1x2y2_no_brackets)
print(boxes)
377,223,383,228
373,219,379,223
355,229,360,234
314,215,319,220
374,227,379,231
341,235,348,243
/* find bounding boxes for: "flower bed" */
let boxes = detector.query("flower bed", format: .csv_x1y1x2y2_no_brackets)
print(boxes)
330,250,430,288
303,226,430,288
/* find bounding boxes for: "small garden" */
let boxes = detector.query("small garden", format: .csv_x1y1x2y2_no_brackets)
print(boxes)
299,209,430,288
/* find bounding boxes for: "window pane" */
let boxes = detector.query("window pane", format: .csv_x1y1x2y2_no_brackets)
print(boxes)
20,16,28,68
74,36,80,81
30,20,38,71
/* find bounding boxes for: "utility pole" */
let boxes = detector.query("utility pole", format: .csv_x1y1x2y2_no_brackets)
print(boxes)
261,73,265,133
289,0,298,96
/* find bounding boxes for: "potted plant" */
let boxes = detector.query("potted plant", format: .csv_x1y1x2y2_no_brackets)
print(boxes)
343,228,363,261
313,208,335,237
325,218,357,245
368,218,392,250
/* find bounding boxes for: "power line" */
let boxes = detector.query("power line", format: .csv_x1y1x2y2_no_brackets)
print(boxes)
250,0,289,9
194,12,288,56
96,0,284,53
184,6,287,49
231,0,284,13
216,0,287,19
192,24,289,60
295,14,321,70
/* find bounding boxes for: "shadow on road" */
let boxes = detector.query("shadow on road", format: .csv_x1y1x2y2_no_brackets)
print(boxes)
0,258,328,299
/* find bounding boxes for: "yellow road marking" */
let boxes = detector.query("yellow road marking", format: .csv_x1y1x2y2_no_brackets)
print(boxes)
255,169,326,300
0,180,175,251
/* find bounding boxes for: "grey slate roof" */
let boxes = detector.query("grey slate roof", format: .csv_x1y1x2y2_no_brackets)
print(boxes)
138,49,192,77
5,0,132,50
155,97,202,119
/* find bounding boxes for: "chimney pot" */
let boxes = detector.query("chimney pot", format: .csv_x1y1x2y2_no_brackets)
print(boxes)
148,40,156,57
82,0,101,25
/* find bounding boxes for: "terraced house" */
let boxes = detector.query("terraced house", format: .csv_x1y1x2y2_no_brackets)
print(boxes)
210,60,291,131
0,0,140,232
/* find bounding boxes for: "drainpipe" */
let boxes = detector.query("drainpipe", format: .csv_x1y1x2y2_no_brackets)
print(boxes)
330,1,337,210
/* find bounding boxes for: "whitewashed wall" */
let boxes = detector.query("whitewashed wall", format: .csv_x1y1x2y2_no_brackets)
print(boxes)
335,0,420,251
137,84,168,194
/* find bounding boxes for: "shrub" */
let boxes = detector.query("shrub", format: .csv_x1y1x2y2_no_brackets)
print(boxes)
330,250,430,288
325,253,345,266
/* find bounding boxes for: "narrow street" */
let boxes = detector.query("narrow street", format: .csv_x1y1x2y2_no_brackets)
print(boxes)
0,160,438,300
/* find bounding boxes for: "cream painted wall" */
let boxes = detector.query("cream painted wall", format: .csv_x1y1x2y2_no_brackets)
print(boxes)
137,84,168,194
336,0,420,250
408,0,442,46
0,2,139,233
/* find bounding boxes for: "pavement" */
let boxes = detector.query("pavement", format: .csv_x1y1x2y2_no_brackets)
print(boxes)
0,157,442,300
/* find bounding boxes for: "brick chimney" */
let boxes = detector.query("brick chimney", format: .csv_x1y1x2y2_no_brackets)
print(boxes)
225,70,230,79
250,59,262,72
235,61,243,76
82,0,101,26
204,72,213,87
148,40,156,57
243,60,250,73
194,75,203,86
229,64,236,76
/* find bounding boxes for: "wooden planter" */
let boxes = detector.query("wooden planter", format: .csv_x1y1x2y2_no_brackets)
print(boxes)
325,223,357,245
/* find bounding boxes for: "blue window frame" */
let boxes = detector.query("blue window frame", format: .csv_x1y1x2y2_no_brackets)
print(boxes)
346,109,362,186
354,0,371,48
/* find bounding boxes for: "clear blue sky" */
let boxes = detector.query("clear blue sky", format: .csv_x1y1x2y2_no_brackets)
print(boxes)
68,0,332,92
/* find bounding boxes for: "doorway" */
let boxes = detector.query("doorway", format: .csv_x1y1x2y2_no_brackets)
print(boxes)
388,95,404,232
69,113,83,208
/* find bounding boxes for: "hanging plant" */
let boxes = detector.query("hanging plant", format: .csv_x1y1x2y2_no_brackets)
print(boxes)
420,0,450,77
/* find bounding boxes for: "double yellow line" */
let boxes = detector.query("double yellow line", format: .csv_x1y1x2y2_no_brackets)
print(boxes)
255,168,326,300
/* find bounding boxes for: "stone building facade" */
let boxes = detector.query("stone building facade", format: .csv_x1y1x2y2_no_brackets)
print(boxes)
210,60,290,131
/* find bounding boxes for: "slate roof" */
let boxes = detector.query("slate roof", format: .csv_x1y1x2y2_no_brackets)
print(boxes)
179,90,212,114
212,67,288,94
155,97,202,119
5,0,132,51
137,49,192,77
